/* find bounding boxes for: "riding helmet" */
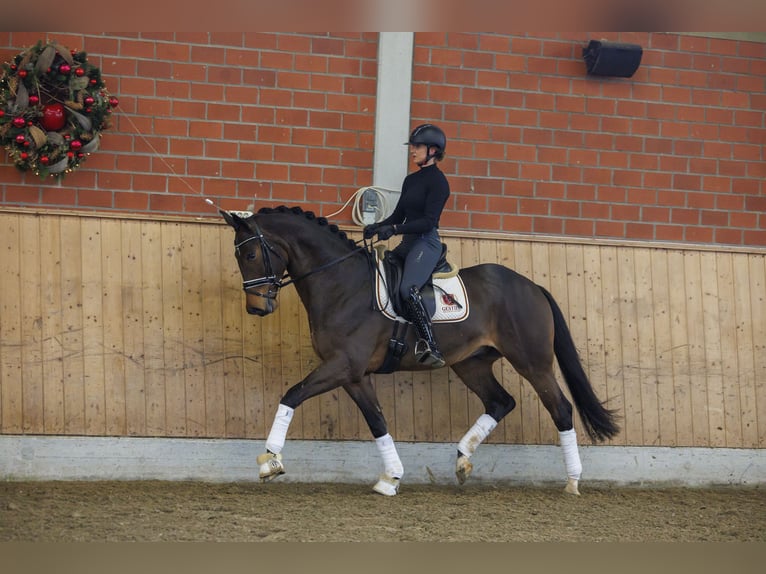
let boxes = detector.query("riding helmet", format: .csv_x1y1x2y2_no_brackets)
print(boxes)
405,123,447,153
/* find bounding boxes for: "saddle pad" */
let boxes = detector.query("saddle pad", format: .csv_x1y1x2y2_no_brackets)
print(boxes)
374,259,470,323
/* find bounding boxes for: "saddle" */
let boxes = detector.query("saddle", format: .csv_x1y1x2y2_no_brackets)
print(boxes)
371,245,467,374
374,244,457,318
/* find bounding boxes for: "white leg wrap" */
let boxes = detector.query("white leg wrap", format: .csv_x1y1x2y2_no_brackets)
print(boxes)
559,428,582,480
375,433,404,479
457,414,498,457
264,404,294,455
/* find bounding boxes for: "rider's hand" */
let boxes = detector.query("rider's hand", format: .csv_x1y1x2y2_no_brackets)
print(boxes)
363,224,379,239
376,225,396,240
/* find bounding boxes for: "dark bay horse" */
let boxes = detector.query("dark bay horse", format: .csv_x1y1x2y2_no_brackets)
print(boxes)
222,205,619,496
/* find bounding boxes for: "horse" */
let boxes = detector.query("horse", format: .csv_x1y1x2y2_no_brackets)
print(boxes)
221,205,619,496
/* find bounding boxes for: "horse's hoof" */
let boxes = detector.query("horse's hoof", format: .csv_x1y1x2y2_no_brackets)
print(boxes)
257,452,285,482
372,474,400,496
564,477,580,496
455,455,473,485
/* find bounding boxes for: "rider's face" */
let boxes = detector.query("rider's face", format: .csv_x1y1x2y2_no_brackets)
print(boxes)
409,143,429,166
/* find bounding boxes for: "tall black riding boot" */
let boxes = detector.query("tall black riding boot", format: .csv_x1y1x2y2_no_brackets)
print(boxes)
405,286,446,368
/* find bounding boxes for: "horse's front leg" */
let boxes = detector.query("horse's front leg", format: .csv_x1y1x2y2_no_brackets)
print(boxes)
257,356,353,482
343,377,403,496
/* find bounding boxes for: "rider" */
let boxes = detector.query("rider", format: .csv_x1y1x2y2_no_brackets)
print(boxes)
364,123,450,368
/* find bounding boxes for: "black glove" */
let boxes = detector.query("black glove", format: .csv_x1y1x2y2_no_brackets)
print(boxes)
363,224,379,239
376,224,396,240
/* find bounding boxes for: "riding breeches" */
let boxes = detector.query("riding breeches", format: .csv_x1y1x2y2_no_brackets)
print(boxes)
391,228,443,301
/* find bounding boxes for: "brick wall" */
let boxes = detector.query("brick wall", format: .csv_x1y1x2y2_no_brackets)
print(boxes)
1,32,764,247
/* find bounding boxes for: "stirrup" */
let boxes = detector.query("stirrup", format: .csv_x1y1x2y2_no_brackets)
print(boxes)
414,339,446,368
257,452,285,482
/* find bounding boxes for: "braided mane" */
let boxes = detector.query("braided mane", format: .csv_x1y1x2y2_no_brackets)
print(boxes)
257,205,357,250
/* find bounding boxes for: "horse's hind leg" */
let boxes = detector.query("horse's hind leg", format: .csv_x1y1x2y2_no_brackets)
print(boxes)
450,350,516,485
517,366,582,495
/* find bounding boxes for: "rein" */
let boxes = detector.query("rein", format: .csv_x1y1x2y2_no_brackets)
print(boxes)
237,222,367,298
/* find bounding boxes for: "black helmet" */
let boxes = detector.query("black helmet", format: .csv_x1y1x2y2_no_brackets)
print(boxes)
406,123,447,153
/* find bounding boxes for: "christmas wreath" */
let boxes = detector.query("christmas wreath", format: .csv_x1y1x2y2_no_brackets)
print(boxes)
0,40,118,179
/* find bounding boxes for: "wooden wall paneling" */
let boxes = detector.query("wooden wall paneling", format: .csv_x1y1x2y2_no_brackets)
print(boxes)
121,220,146,436
218,226,247,437
634,248,660,446
559,243,587,444
749,255,766,447
40,216,65,434
200,223,226,437
180,224,206,436
512,241,541,444
100,219,127,435
80,218,106,435
20,216,43,433
600,246,626,445
684,251,709,446
651,248,677,446
2,213,765,450
716,252,743,447
617,249,642,445
160,222,187,436
59,216,85,435
495,239,523,444
700,252,726,447
732,254,757,447
667,250,693,446
582,245,610,442
0,213,22,433
140,221,167,436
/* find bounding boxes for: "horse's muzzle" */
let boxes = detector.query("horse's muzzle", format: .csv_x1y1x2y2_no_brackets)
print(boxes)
246,305,270,316
245,293,276,316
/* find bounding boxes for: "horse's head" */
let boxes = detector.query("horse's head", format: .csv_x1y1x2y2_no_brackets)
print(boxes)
221,209,287,316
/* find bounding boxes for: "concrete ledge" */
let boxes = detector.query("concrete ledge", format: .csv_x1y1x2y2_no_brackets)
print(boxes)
0,435,763,487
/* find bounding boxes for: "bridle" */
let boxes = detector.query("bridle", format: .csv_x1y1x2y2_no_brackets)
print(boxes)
235,221,365,300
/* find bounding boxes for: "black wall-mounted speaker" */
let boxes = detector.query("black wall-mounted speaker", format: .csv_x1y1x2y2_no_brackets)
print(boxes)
583,40,643,78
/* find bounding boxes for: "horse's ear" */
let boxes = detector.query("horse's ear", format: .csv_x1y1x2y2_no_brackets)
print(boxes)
221,209,242,230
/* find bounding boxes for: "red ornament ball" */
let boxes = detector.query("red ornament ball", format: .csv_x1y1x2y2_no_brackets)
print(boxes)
84,96,94,105
75,67,85,77
40,103,66,131
20,152,28,159
59,64,71,75
15,134,25,143
70,139,83,151
28,95,39,105
109,96,119,108
12,116,26,128
18,69,27,78
40,156,49,165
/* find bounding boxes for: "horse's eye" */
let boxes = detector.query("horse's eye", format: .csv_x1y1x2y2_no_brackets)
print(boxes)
246,251,257,261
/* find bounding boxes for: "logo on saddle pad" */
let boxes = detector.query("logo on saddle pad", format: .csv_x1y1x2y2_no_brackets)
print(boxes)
374,259,470,323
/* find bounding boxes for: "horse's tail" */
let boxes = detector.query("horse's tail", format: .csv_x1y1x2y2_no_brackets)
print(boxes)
539,286,620,442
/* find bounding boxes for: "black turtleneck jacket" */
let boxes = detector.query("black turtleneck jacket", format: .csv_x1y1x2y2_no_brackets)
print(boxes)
378,164,450,235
